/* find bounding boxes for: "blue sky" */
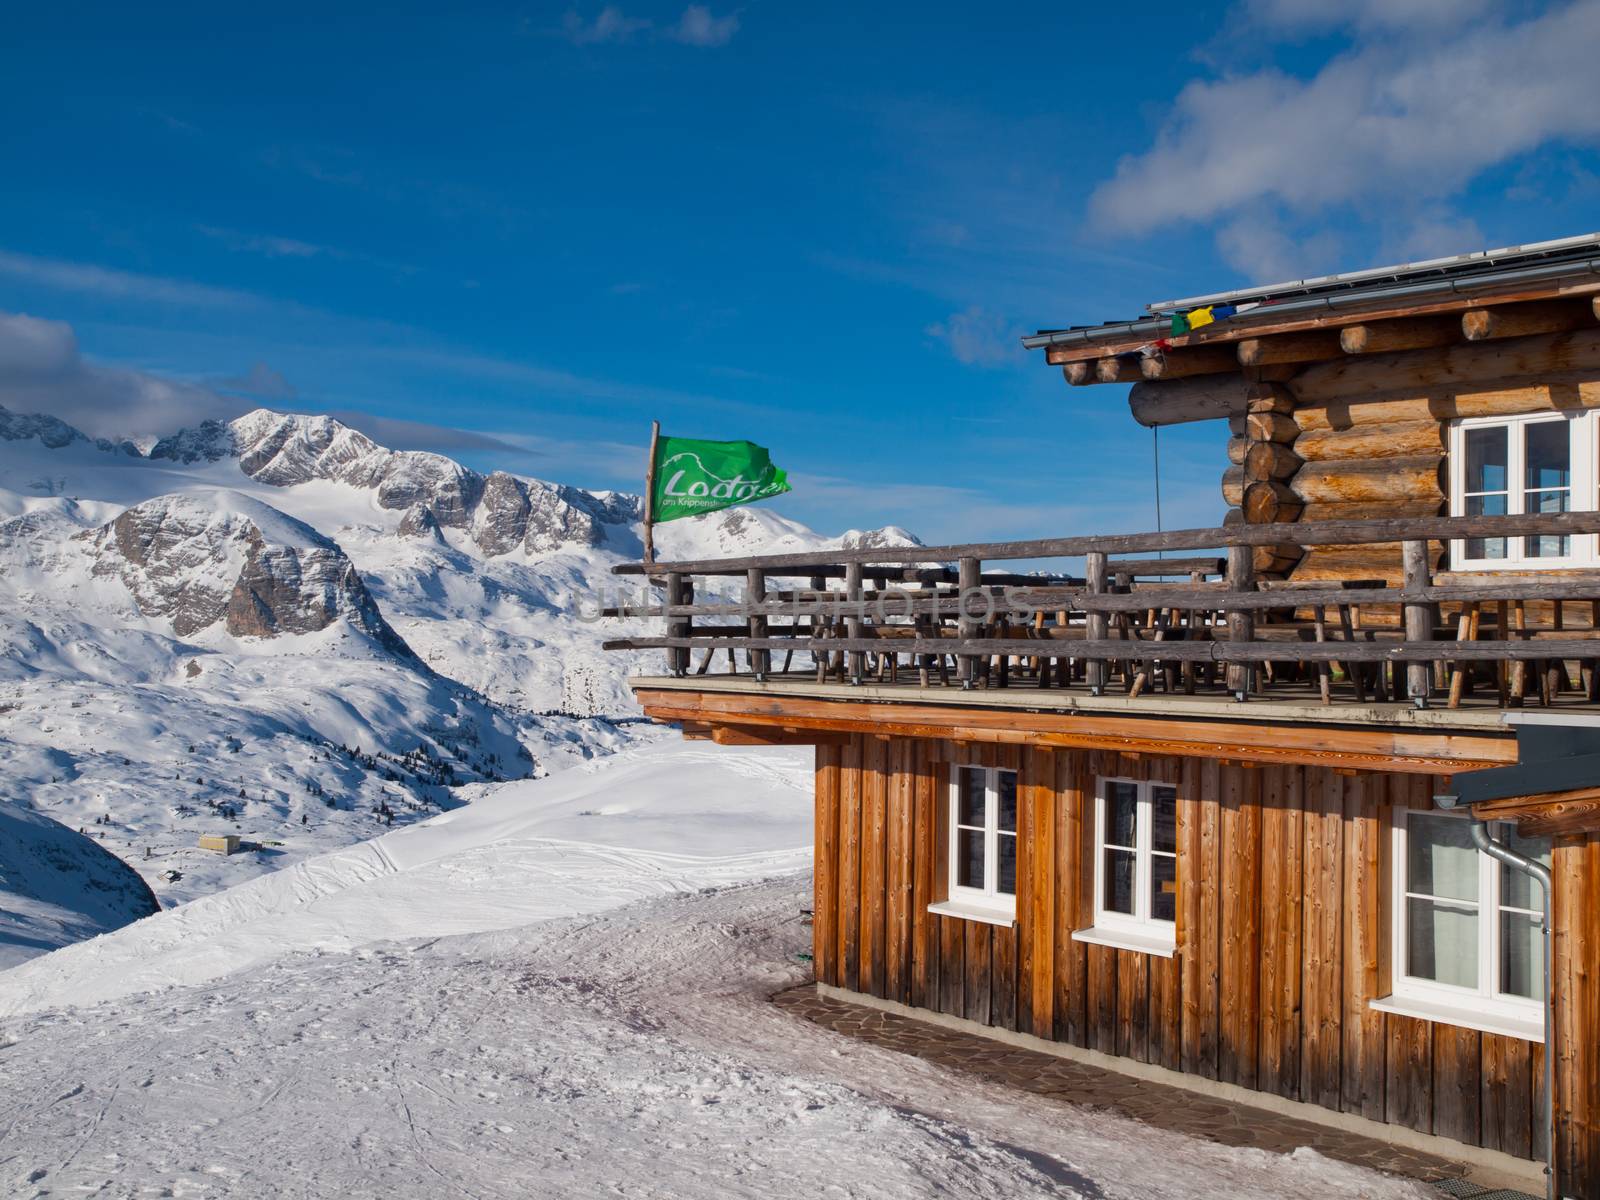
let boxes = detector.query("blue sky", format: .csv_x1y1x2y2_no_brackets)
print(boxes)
4,0,1600,543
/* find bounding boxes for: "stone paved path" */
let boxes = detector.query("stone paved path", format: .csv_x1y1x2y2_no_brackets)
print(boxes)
772,984,1538,1196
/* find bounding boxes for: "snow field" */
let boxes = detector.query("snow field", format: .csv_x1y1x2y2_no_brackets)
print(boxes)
0,879,1432,1199
0,742,816,1019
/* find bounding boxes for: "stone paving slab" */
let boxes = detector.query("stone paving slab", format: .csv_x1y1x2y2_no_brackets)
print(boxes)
771,984,1538,1197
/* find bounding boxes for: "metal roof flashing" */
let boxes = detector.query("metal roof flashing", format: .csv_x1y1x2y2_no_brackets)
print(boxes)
1021,232,1600,353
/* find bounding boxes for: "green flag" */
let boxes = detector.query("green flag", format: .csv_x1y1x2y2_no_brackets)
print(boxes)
650,435,792,523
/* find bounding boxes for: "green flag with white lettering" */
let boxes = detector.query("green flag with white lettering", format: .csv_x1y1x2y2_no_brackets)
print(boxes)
650,436,792,523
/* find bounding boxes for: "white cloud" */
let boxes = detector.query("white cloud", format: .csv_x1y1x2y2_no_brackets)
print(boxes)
0,312,245,439
0,312,538,457
560,5,737,47
562,6,652,44
196,225,334,259
1243,0,1497,32
1213,210,1345,281
0,249,265,310
669,5,738,46
1090,1,1600,252
924,306,1021,368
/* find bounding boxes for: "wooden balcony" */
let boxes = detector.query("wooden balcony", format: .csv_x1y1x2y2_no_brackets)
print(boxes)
603,511,1600,718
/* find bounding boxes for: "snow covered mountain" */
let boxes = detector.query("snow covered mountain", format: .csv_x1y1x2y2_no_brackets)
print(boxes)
0,404,918,942
0,802,160,969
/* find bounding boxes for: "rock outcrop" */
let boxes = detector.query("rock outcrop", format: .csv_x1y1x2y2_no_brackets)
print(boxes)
84,492,417,657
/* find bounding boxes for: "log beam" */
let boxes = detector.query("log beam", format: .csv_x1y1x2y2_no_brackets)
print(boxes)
1293,421,1445,462
1096,356,1141,384
1461,299,1595,342
1290,456,1444,504
1339,316,1462,355
1129,374,1248,427
1238,332,1345,367
1242,480,1303,525
1245,381,1295,414
1244,441,1302,481
1141,344,1241,380
1246,411,1299,443
1294,327,1600,405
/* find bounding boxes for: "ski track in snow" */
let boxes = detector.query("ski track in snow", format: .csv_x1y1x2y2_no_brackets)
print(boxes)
0,878,1431,1200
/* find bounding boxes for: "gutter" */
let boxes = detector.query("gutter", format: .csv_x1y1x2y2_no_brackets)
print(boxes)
1469,822,1556,1200
1020,253,1600,353
1434,716,1591,1200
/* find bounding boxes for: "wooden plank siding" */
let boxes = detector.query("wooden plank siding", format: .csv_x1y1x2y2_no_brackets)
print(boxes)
812,733,1584,1179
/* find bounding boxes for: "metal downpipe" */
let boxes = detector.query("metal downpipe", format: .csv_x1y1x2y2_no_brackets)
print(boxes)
1470,820,1556,1200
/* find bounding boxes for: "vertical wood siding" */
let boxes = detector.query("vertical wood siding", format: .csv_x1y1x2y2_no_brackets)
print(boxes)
810,734,1599,1187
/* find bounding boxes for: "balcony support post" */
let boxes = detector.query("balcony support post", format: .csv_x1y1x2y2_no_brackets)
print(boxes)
667,572,691,677
1085,551,1108,696
1226,544,1254,701
746,567,769,681
959,556,981,690
846,561,864,686
1402,538,1434,708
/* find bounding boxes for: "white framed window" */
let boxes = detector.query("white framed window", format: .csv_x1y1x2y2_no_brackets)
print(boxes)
928,764,1017,925
1071,777,1177,957
1373,808,1550,1041
1449,411,1596,569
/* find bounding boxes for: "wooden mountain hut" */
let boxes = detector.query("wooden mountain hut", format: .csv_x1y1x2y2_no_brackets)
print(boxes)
606,233,1600,1198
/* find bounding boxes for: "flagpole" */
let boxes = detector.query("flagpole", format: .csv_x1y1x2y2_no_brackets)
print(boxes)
642,420,661,566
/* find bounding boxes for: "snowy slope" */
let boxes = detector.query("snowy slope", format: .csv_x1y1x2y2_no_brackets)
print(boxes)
0,492,538,909
0,404,914,926
0,802,160,969
0,741,1431,1200
0,740,814,1017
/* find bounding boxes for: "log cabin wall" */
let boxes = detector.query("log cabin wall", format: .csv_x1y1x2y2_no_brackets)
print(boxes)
813,733,1600,1194
1219,374,1600,587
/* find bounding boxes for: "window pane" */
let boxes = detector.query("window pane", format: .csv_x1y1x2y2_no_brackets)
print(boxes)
1105,781,1138,848
1151,785,1177,853
996,770,1017,834
1103,847,1136,915
957,829,986,889
1465,492,1507,560
1150,852,1176,923
1465,425,1508,494
1525,421,1571,491
1524,488,1571,559
1406,896,1479,988
957,767,986,827
997,832,1016,896
1407,813,1479,902
1500,910,1543,1000
1500,830,1553,911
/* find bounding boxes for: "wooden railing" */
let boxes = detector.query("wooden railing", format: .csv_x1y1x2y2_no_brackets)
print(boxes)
602,512,1600,709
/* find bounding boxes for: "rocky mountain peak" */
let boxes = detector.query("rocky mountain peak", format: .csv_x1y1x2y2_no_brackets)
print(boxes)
838,526,924,551
148,418,237,463
0,404,141,456
83,491,417,658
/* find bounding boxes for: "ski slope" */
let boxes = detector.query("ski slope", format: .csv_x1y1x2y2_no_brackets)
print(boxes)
0,741,814,1018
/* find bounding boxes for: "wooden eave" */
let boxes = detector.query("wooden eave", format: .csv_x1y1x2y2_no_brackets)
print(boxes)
1044,280,1600,369
1471,785,1600,837
633,681,1519,776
